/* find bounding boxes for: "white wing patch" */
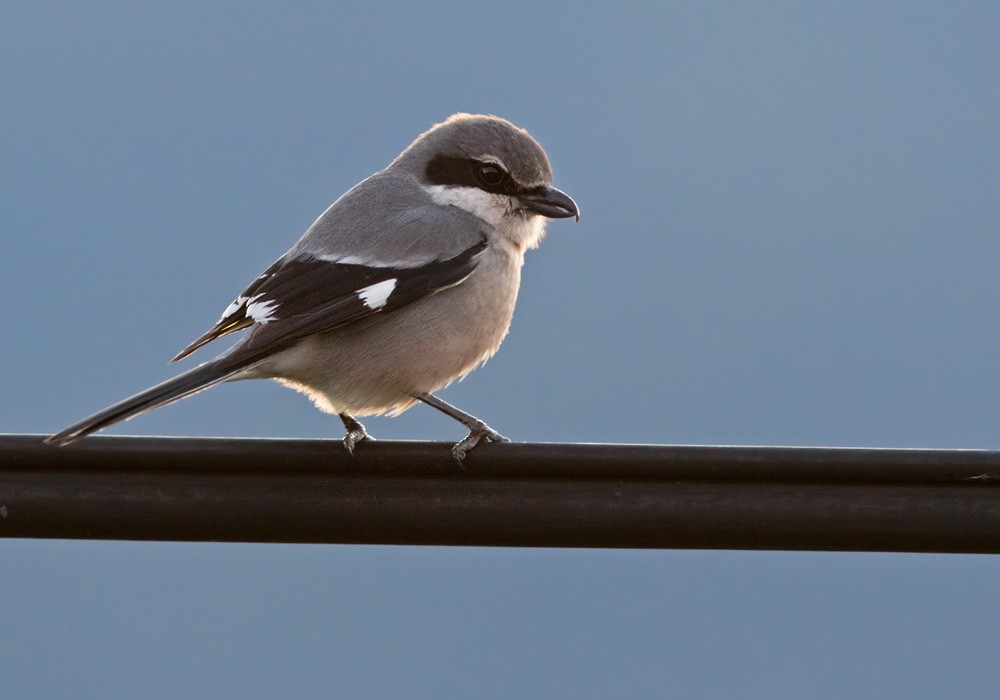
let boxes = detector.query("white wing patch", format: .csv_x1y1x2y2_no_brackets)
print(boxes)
222,296,248,319
245,294,280,323
357,279,397,309
313,252,431,269
321,253,374,266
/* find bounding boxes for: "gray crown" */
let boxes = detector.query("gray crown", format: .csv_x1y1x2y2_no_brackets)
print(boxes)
393,113,554,188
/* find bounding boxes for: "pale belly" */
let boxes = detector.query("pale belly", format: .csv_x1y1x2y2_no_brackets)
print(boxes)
241,246,523,416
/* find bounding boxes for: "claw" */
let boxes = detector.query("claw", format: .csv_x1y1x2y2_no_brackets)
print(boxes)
451,420,509,465
411,393,510,466
343,429,374,457
339,414,374,458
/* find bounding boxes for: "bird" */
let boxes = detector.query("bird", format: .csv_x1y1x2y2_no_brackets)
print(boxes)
46,113,579,462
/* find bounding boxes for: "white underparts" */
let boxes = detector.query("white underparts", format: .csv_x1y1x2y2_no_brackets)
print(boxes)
358,278,397,309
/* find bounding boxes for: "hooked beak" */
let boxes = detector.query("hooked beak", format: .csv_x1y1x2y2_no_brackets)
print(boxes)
518,186,580,221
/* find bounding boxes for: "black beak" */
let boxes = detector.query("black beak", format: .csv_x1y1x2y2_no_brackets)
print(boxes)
518,186,580,221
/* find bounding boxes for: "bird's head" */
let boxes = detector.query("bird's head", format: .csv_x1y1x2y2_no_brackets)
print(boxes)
392,113,579,250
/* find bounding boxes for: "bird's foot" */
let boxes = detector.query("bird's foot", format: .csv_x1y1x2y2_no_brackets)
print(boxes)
343,428,375,457
410,393,509,466
339,414,375,457
452,420,509,465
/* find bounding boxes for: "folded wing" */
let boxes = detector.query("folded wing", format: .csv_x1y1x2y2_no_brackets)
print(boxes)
172,238,488,363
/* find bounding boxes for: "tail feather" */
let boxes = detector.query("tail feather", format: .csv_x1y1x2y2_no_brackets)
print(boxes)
45,359,247,446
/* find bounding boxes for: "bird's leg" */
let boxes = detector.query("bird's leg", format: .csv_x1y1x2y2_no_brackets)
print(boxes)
339,413,374,456
414,392,509,464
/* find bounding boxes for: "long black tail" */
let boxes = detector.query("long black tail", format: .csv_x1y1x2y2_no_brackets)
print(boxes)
45,359,249,446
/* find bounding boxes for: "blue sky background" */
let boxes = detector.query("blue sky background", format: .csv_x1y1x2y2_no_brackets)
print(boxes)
3,2,1000,697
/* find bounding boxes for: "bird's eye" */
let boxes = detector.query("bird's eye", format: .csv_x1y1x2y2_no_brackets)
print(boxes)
477,163,506,187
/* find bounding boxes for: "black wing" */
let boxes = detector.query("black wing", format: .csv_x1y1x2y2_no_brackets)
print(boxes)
172,239,488,363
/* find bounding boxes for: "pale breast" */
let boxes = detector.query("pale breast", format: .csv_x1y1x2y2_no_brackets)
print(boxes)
259,245,524,415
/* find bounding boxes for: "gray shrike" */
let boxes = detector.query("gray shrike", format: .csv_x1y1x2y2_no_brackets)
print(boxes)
48,113,579,461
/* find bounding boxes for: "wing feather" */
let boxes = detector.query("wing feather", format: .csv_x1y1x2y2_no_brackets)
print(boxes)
172,238,487,363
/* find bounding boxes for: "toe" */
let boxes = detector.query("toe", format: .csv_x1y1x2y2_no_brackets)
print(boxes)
485,430,509,443
342,435,357,457
342,429,374,458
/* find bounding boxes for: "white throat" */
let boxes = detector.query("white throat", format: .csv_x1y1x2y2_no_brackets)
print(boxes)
424,184,547,251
